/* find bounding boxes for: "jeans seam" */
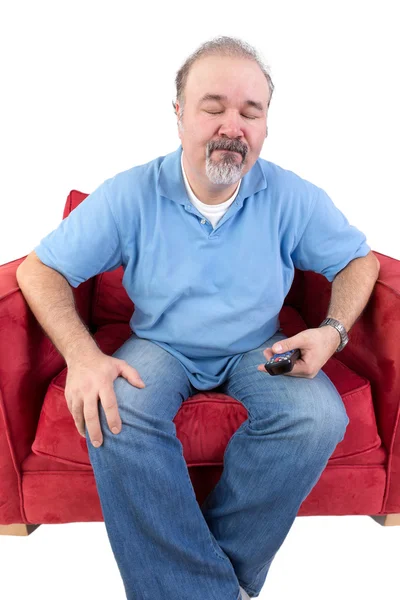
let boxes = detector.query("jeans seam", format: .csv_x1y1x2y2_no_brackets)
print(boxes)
222,384,256,424
180,446,229,563
200,421,253,564
238,577,258,596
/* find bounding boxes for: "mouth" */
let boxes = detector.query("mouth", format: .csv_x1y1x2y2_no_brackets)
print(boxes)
214,149,242,158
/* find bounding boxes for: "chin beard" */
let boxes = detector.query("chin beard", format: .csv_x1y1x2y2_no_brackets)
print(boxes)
205,153,244,185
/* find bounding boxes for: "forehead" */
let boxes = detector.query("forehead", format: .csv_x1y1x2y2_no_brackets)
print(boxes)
186,55,269,105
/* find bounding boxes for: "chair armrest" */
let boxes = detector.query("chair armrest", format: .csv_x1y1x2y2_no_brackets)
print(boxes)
0,256,94,524
300,250,400,512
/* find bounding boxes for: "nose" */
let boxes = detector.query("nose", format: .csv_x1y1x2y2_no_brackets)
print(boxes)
218,110,244,138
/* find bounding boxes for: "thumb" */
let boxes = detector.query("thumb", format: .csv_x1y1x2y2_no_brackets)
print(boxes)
271,335,299,354
119,360,146,387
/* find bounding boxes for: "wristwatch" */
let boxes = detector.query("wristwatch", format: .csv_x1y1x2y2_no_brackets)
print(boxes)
319,317,349,352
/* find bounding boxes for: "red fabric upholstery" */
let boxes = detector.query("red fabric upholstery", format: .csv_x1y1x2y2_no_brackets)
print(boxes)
30,312,382,468
1,188,399,527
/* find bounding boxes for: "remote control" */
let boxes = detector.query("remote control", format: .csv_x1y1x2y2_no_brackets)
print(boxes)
264,348,301,376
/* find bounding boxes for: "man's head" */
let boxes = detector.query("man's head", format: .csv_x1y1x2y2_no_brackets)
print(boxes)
172,36,274,202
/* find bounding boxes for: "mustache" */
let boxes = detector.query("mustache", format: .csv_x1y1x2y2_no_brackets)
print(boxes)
208,140,248,159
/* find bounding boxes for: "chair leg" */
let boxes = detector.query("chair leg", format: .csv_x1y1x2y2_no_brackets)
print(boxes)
0,523,41,536
370,514,400,526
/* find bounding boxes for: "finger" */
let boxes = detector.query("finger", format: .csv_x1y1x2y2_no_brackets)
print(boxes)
284,363,311,377
283,370,296,377
100,385,122,435
83,398,104,447
120,361,146,388
284,371,307,378
258,347,280,370
71,402,86,438
263,347,274,360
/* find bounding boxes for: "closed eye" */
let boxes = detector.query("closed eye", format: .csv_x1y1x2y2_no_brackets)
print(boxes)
205,111,257,120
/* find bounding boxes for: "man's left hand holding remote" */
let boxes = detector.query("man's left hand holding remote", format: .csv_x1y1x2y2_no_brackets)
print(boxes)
257,327,341,379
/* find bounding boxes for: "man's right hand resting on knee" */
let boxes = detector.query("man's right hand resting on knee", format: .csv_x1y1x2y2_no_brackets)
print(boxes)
16,251,146,450
65,351,146,448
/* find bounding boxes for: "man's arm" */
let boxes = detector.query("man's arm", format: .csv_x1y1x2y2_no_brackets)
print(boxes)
323,251,380,345
263,251,380,378
16,251,102,366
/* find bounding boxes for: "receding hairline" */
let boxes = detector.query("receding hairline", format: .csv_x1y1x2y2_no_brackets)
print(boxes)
173,36,275,116
198,93,265,113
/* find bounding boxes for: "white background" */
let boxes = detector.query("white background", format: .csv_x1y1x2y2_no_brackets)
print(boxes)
1,1,399,599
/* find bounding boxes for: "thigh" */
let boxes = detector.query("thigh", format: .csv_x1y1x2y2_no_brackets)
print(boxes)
109,332,196,426
218,330,349,437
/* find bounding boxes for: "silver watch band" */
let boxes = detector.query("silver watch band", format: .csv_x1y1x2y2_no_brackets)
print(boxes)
318,318,349,352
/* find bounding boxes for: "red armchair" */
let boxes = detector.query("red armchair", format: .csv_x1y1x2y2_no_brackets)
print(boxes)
1,189,400,537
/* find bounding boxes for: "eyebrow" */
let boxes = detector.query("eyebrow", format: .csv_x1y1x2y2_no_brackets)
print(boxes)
198,93,265,112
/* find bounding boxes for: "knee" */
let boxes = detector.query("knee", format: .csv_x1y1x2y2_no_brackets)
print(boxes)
307,403,349,447
303,372,350,445
334,409,350,443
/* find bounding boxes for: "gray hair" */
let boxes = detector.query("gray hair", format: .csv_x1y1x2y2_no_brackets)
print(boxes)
172,35,274,127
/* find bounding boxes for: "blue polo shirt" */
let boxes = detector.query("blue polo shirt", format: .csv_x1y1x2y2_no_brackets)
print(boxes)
34,144,371,390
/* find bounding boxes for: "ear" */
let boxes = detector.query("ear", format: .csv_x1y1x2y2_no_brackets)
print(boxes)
175,101,183,136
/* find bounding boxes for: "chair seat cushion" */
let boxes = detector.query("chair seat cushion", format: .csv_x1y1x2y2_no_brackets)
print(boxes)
31,307,383,468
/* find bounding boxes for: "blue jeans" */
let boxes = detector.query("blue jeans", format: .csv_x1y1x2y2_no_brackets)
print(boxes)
85,330,349,599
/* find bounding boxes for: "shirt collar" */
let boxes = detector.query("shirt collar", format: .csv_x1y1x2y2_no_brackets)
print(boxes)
157,144,267,207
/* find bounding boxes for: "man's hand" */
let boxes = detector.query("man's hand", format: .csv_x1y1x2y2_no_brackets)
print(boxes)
257,326,341,379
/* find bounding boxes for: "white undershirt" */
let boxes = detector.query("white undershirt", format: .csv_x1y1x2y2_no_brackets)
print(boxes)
181,150,242,229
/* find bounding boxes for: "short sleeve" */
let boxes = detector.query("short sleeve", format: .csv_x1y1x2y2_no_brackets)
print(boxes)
291,187,371,282
34,180,122,288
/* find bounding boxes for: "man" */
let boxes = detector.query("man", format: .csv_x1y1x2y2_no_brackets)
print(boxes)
19,36,379,600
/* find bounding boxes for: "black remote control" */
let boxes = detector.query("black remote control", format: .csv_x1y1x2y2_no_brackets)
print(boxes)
264,348,301,376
